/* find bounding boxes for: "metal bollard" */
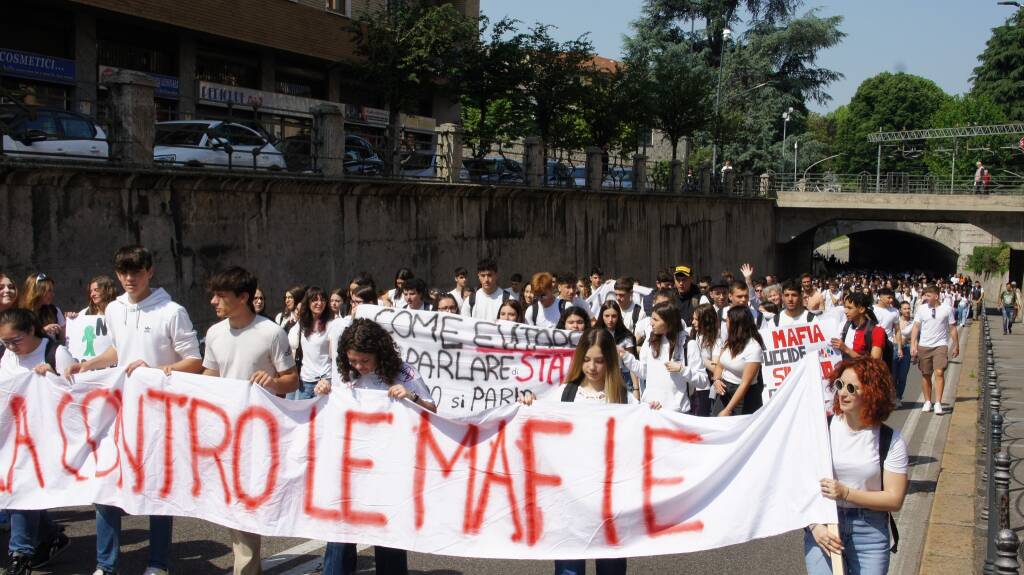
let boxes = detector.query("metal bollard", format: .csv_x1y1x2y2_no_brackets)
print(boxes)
995,451,1011,531
984,410,1004,541
994,529,1021,575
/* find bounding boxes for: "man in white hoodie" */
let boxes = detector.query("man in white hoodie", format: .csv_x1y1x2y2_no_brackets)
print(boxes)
66,245,202,575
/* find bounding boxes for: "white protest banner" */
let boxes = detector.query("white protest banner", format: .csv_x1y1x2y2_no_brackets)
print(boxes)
356,305,581,415
586,280,651,316
0,356,836,560
759,317,843,408
64,314,112,361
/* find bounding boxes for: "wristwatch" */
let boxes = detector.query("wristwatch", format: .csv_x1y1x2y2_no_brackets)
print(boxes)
410,392,420,403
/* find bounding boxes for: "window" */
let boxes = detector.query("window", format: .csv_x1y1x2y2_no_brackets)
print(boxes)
155,124,206,146
57,113,95,139
223,124,266,147
22,112,59,139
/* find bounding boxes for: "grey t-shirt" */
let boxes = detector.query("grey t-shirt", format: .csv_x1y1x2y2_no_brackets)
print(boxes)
203,315,294,380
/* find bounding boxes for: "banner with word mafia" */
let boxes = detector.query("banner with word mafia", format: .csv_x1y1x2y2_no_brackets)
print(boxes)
758,318,843,409
0,356,836,559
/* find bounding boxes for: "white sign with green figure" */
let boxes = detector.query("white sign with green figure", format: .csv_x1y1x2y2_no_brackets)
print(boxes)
65,314,112,361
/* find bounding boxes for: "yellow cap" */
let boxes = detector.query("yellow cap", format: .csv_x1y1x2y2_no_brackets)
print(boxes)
674,265,692,277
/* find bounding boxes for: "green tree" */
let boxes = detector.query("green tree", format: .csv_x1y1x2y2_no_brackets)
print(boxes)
924,94,1011,180
578,64,637,155
455,17,531,158
972,11,1024,121
833,72,948,174
519,24,595,154
349,0,476,174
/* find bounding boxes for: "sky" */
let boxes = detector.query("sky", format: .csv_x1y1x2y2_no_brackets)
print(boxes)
478,0,1015,114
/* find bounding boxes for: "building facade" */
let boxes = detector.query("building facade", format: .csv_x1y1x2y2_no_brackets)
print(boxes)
0,0,478,150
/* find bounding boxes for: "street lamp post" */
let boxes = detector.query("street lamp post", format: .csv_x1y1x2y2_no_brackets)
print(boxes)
793,139,799,183
782,107,794,179
711,27,731,175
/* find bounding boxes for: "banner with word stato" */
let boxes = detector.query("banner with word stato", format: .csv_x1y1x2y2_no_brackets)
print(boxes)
759,318,843,409
0,356,835,559
357,305,582,415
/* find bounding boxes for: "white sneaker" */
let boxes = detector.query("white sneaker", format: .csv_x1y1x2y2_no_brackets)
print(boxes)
934,403,944,415
921,401,932,412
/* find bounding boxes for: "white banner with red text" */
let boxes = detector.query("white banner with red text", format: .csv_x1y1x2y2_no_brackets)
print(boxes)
0,356,836,559
759,317,844,410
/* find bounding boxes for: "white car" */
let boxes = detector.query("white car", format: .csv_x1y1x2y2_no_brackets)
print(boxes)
154,120,286,170
0,105,108,161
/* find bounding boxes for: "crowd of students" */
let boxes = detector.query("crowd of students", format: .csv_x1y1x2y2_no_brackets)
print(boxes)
0,247,983,575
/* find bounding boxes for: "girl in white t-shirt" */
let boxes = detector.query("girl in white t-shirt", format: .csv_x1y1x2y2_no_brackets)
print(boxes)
314,318,435,575
805,357,909,575
691,304,721,416
288,287,332,400
711,306,764,416
0,308,72,571
620,302,706,413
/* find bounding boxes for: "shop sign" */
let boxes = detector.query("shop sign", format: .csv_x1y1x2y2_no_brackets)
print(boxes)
198,80,324,117
345,104,389,127
403,113,436,132
99,65,179,100
0,48,75,85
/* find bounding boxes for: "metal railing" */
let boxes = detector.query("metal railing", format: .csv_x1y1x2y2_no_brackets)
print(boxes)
773,173,1024,196
979,312,1022,573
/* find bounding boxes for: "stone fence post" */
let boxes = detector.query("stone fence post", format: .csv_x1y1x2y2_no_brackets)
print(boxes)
524,137,545,188
105,70,156,166
586,147,603,192
311,104,346,178
670,160,683,194
435,123,463,183
633,155,648,192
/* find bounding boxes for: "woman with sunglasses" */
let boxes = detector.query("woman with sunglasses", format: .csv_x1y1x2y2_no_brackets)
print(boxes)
806,357,908,575
0,308,74,573
19,274,64,342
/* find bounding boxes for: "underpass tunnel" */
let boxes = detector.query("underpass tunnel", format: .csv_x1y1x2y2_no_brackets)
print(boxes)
813,230,958,276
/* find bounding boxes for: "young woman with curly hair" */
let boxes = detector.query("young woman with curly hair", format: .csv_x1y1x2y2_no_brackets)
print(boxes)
314,318,435,575
0,273,18,314
805,356,908,575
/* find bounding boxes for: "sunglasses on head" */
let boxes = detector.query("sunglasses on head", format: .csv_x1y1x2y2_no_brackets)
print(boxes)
35,273,48,282
832,381,860,395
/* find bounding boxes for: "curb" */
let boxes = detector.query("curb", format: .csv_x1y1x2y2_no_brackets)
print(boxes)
918,323,980,575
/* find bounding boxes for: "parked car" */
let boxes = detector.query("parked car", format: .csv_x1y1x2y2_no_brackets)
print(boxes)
462,157,524,184
0,104,108,161
278,134,384,175
153,120,286,170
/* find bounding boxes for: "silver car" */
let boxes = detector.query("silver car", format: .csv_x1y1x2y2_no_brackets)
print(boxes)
154,120,286,170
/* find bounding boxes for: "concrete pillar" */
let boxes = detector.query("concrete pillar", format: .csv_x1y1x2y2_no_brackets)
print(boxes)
260,50,276,92
681,136,691,174
435,123,463,183
586,147,603,192
670,160,683,194
106,70,157,165
74,10,98,116
633,155,648,192
524,136,545,188
312,104,346,178
328,67,343,104
177,33,198,120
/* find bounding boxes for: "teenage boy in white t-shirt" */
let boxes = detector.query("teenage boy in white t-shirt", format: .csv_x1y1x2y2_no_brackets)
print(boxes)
613,277,647,334
773,280,818,327
201,267,297,575
555,272,589,310
525,272,564,327
460,258,508,319
66,245,202,575
911,285,959,416
448,266,468,307
873,288,899,344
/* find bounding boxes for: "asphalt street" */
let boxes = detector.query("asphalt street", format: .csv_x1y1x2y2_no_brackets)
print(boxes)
6,328,968,575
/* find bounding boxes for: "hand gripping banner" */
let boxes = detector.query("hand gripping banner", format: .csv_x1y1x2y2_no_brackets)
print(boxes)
0,356,836,559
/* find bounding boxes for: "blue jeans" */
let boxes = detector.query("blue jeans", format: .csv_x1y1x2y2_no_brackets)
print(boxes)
9,509,56,556
322,542,407,575
1003,306,1016,333
554,559,627,575
96,505,172,571
805,508,890,575
289,379,318,400
893,344,911,401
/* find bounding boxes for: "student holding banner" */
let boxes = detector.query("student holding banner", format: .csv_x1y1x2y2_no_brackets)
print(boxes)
805,357,908,575
289,287,332,400
520,327,633,575
831,293,885,361
64,245,204,575
0,308,73,575
774,281,819,327
619,301,705,413
202,266,298,575
64,276,116,361
315,318,436,575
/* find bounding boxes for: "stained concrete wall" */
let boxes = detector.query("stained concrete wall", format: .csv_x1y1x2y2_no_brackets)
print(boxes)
0,164,776,330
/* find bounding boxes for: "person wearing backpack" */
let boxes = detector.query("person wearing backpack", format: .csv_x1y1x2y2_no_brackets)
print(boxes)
0,308,74,574
774,280,819,327
1000,281,1019,335
525,272,565,328
805,356,909,575
831,292,887,362
460,258,509,320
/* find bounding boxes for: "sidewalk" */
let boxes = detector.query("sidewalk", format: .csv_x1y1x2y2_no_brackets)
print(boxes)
919,322,980,574
987,322,1024,543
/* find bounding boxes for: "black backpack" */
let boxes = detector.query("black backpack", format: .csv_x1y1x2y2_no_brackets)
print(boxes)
826,415,900,553
0,337,59,372
529,298,567,325
468,289,510,315
841,320,894,365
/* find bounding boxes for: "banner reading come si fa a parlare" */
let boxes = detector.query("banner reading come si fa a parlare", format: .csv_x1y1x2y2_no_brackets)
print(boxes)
356,305,582,415
0,356,836,559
